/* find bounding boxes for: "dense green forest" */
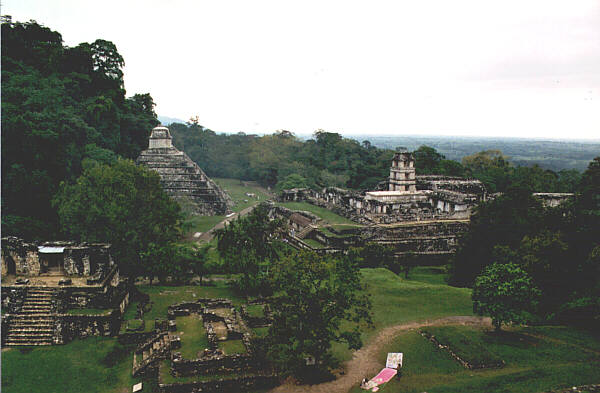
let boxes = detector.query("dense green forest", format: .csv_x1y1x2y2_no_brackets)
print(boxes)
170,122,582,194
1,20,158,238
451,158,600,329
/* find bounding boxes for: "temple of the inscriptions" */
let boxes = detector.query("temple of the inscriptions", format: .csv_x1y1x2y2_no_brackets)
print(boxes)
136,126,233,216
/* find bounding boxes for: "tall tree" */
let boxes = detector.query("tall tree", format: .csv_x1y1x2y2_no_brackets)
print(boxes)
1,20,157,239
472,262,540,331
53,159,181,277
215,203,283,294
267,251,372,379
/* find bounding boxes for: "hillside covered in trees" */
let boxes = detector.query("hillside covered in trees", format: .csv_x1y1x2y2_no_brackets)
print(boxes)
170,122,583,194
1,20,158,238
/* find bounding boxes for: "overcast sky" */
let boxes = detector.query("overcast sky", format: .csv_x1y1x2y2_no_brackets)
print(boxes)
4,0,600,139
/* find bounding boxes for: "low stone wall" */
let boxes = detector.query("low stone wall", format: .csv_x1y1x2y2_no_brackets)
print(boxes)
167,299,233,320
542,385,600,393
55,268,124,311
158,373,279,393
118,331,156,345
172,353,259,376
1,286,27,313
240,304,272,328
56,310,121,344
420,331,505,370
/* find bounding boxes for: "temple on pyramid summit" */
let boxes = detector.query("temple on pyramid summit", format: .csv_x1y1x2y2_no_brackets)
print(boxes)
137,126,233,216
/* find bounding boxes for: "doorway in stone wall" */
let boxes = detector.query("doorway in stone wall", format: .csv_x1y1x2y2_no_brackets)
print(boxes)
39,247,65,275
4,255,16,276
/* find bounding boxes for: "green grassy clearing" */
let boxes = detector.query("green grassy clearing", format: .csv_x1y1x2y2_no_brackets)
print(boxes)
246,304,266,318
302,238,326,249
181,178,270,237
1,338,154,393
213,178,271,213
218,339,247,355
421,326,503,368
177,314,209,359
276,202,357,225
252,327,269,338
125,319,145,331
525,325,600,352
406,266,449,285
317,227,354,238
66,308,110,315
184,215,225,235
331,267,473,363
330,224,362,231
349,325,600,393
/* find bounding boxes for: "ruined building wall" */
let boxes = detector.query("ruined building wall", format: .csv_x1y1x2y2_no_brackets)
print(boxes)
1,237,115,278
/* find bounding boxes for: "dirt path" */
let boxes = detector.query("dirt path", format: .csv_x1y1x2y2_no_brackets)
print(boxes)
196,204,260,243
268,316,492,393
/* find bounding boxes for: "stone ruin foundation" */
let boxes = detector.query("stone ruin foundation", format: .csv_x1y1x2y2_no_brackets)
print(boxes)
130,298,277,393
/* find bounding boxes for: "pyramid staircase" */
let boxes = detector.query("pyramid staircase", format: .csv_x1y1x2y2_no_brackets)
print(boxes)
137,147,232,215
132,332,172,377
4,288,56,346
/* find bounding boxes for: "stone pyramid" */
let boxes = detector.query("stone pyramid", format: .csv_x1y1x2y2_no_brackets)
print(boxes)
137,126,233,215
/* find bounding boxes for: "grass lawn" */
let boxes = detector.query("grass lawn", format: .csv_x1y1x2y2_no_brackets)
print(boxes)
1,337,155,393
252,327,270,338
331,267,473,363
421,326,504,368
218,339,247,355
302,238,326,249
181,178,270,237
349,325,600,393
246,304,266,318
213,178,271,213
184,214,225,234
276,202,358,225
317,227,354,238
405,266,449,285
177,314,210,359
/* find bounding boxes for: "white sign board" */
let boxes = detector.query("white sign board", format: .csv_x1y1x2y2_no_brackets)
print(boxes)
386,352,403,369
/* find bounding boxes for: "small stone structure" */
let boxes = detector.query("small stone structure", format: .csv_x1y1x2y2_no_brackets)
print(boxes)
533,193,574,207
131,298,276,392
137,126,233,216
1,237,128,346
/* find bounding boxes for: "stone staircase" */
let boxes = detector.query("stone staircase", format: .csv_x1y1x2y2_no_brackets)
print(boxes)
137,145,233,215
296,224,316,239
4,288,56,346
132,332,172,377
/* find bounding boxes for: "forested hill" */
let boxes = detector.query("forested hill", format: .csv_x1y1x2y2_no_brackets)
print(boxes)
170,122,584,194
1,20,158,238
169,123,396,191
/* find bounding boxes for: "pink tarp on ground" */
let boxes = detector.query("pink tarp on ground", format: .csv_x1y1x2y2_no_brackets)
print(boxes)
362,368,397,391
